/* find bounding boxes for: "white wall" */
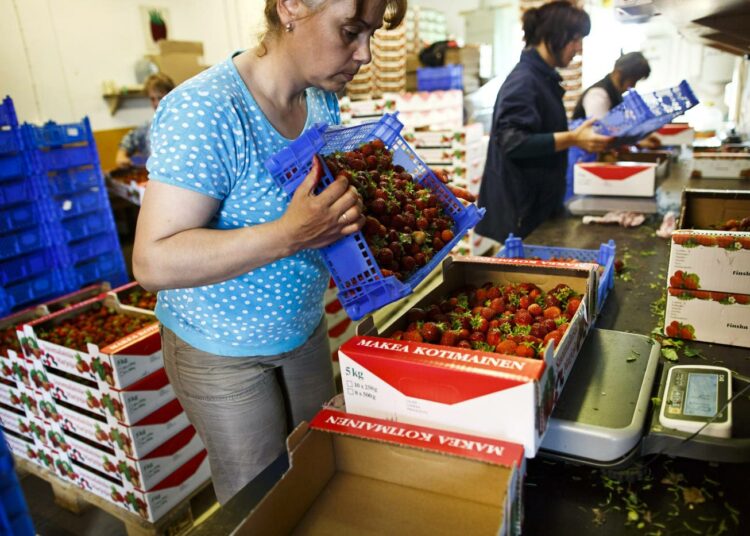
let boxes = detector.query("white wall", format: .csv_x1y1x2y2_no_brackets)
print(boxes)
1,0,265,130
411,0,481,43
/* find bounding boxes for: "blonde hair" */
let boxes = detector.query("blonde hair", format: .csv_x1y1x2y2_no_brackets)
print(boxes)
259,0,407,54
144,73,175,95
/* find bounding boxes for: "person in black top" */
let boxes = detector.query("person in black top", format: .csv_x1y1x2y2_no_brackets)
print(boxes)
572,52,650,121
475,1,612,243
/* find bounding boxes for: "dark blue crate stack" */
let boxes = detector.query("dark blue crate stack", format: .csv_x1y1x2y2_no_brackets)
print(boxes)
0,97,71,316
22,116,128,292
266,113,484,320
416,65,464,91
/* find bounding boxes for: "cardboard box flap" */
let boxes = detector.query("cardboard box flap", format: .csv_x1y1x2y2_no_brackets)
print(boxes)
342,336,545,388
577,162,657,180
157,40,203,55
312,409,523,467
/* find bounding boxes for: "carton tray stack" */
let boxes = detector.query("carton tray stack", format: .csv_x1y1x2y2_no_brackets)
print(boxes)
405,6,448,55
0,284,210,523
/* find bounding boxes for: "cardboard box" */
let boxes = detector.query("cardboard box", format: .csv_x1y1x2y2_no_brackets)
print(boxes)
574,162,657,197
615,150,670,180
146,40,207,85
1,426,38,462
654,124,695,146
403,124,484,150
668,189,750,295
346,257,595,455
20,294,161,391
665,287,750,348
691,152,750,179
235,408,524,536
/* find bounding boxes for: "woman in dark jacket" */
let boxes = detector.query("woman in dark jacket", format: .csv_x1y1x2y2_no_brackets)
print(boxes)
476,1,612,242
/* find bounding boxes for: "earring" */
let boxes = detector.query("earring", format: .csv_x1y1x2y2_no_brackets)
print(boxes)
285,22,294,32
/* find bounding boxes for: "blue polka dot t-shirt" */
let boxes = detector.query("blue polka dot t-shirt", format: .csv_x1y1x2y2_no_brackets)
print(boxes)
147,54,340,357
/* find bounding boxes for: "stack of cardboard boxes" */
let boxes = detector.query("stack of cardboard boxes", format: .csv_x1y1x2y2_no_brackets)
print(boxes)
665,190,750,348
145,40,207,85
0,283,210,522
405,6,448,55
372,26,408,95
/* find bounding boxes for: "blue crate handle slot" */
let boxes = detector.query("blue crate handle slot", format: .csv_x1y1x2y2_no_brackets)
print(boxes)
266,113,485,320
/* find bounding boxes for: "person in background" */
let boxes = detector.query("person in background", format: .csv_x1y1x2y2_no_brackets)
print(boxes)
475,0,612,243
572,51,660,148
133,0,406,504
115,73,175,167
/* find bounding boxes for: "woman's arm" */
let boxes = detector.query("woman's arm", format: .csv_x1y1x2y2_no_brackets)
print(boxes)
554,118,613,153
133,158,363,291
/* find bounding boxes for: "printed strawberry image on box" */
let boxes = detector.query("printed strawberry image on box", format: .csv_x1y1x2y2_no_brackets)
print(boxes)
348,257,595,456
1,428,37,462
665,288,750,348
0,404,35,443
19,294,161,391
574,162,657,197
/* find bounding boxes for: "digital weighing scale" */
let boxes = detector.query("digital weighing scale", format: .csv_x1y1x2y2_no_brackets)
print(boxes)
540,328,749,467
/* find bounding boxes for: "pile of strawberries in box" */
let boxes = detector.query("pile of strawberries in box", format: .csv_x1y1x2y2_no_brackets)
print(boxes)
0,282,209,522
665,190,750,348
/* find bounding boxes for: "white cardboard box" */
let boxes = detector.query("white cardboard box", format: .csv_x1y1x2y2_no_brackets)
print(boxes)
345,257,595,456
665,287,750,348
654,124,695,146
574,162,657,197
692,152,750,179
235,408,524,536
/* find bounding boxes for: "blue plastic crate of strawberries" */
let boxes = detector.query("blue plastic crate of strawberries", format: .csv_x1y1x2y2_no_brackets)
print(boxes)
266,113,484,320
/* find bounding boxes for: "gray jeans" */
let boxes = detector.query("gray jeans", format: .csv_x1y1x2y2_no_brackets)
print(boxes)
160,318,335,504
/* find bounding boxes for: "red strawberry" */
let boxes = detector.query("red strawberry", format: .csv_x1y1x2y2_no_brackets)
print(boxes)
420,322,442,343
566,298,581,316
439,331,459,346
543,306,562,320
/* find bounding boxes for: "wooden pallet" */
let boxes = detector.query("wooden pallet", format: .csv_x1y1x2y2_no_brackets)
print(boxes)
14,455,217,536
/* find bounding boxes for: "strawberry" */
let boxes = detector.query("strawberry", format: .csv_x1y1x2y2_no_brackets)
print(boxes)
514,310,533,326
543,306,562,320
402,330,423,343
420,322,442,343
566,298,581,316
496,339,518,355
440,330,460,346
528,303,542,317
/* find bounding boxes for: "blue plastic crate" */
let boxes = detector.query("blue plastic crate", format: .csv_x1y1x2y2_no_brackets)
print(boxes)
72,250,128,288
67,231,121,264
23,119,92,148
32,144,99,173
0,154,25,181
0,430,35,536
497,234,616,315
0,247,61,286
265,113,485,320
417,65,464,91
0,225,55,261
50,186,108,221
0,128,22,156
0,97,18,129
0,197,54,235
0,178,39,208
0,287,8,316
44,166,103,197
62,208,115,242
595,80,698,144
4,270,72,311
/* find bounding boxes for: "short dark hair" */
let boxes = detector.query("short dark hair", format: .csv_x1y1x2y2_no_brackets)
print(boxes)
614,52,651,83
522,1,591,62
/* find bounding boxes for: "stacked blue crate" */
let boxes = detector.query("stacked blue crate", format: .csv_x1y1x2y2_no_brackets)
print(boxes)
0,97,71,315
22,117,128,291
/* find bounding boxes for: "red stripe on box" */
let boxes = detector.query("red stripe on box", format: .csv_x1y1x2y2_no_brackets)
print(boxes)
341,337,543,403
579,163,652,180
328,317,352,338
310,409,524,465
134,398,184,426
325,299,343,314
148,450,207,492
111,367,169,393
658,124,690,135
141,425,196,459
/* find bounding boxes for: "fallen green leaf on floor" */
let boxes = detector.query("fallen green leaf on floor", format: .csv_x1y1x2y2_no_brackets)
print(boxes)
591,507,606,526
684,346,705,359
627,350,640,362
683,487,706,505
683,522,703,534
661,348,679,361
649,282,660,289
640,250,657,256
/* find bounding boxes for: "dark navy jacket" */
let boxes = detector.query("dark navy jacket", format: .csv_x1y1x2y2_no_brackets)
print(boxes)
475,48,569,242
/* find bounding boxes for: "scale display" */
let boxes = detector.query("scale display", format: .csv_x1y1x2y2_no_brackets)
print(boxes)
659,365,732,438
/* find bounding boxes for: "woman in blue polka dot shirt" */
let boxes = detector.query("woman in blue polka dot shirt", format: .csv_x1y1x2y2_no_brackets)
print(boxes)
133,0,407,504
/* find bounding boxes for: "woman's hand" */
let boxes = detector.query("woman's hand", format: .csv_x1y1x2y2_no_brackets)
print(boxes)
637,134,661,150
279,156,364,252
571,118,613,153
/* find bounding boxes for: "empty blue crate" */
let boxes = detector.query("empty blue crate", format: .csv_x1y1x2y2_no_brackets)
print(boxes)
497,234,616,315
0,154,25,181
62,209,115,242
0,248,61,287
44,166,104,197
0,178,40,208
0,128,21,156
417,65,464,92
50,185,108,221
67,231,121,264
22,118,100,174
0,97,19,129
4,270,72,312
265,113,485,320
0,226,56,261
72,250,128,288
0,197,54,235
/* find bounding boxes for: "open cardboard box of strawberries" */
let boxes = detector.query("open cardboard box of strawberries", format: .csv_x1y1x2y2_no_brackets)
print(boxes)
344,256,596,456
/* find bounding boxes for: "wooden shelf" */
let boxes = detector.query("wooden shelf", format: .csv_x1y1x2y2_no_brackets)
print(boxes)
103,86,146,115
